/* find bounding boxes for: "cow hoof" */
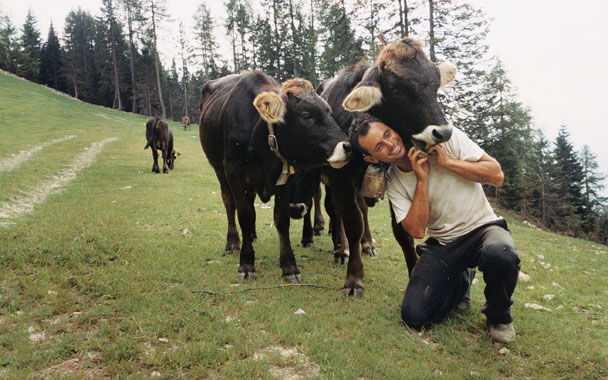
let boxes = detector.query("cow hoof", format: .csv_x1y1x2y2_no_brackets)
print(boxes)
163,169,168,173
300,241,314,248
283,274,302,284
313,228,324,236
334,253,349,265
237,272,256,281
343,287,364,298
362,246,377,257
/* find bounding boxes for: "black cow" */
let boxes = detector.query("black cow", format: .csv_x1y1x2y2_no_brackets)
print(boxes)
145,117,180,173
199,71,351,282
320,38,457,296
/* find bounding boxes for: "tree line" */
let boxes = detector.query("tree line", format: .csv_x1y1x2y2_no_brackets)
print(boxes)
0,0,606,244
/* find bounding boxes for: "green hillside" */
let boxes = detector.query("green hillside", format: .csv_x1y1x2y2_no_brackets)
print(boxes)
0,71,606,379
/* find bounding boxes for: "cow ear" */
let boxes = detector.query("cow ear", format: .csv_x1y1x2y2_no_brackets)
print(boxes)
436,62,457,89
253,91,286,124
343,67,383,112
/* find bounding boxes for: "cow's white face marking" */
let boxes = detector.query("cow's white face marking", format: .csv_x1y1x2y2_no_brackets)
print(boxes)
327,141,351,168
411,124,453,145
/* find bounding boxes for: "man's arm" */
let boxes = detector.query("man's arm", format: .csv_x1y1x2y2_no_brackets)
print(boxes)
429,145,504,186
400,148,429,239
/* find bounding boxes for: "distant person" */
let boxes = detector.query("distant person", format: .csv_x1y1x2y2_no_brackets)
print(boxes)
348,113,520,343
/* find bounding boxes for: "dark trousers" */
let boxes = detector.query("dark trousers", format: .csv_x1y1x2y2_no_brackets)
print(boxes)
401,219,520,330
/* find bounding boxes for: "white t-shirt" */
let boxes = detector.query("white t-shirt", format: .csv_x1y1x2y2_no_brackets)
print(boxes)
386,127,498,245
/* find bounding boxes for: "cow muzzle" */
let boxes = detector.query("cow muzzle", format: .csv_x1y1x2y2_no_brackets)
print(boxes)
289,203,308,219
327,141,352,169
411,124,453,153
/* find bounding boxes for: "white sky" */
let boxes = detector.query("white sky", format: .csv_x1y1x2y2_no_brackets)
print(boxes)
3,0,608,187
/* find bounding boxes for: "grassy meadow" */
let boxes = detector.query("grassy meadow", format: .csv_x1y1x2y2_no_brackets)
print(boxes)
0,71,607,379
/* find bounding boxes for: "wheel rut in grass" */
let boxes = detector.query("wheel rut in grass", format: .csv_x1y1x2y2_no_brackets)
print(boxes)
0,137,118,226
0,135,77,173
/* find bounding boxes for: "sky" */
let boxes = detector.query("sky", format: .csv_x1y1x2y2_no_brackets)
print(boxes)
3,0,608,186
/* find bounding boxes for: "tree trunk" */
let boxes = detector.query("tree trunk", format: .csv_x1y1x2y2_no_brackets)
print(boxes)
428,0,436,62
272,0,282,80
150,1,166,118
126,2,137,113
110,21,123,110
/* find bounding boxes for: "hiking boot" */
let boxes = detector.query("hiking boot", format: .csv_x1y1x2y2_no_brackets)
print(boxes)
489,322,516,343
456,268,476,311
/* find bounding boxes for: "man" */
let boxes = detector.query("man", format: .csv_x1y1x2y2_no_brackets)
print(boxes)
348,113,520,343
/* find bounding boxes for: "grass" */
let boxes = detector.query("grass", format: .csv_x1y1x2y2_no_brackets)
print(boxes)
0,70,607,379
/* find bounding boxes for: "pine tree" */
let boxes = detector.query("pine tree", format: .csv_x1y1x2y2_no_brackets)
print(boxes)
39,22,64,91
62,9,98,101
19,9,41,82
579,145,607,235
177,21,191,121
318,0,365,78
551,125,585,235
193,3,219,82
0,15,27,75
353,0,388,58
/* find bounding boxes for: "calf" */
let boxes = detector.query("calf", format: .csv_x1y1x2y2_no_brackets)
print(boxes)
145,117,180,173
199,71,351,282
182,116,191,131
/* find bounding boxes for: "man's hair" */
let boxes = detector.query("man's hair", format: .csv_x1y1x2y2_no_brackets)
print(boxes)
348,113,382,155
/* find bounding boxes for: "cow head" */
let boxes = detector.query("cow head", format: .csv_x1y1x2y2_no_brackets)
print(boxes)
168,150,181,169
342,38,456,151
253,79,351,169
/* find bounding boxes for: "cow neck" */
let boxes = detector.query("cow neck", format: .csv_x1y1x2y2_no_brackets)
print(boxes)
266,121,295,186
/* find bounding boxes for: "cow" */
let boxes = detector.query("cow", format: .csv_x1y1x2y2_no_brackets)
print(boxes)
199,71,351,283
145,117,180,173
320,37,457,296
182,116,191,131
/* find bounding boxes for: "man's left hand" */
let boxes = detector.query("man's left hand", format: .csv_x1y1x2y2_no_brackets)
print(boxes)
427,144,452,167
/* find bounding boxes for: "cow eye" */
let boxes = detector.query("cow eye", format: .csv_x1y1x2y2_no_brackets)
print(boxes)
301,113,313,120
392,87,403,96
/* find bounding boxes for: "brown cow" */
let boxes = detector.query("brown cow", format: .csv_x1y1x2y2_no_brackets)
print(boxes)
145,117,180,173
182,116,191,131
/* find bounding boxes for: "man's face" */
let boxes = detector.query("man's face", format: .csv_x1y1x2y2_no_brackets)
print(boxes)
357,122,407,163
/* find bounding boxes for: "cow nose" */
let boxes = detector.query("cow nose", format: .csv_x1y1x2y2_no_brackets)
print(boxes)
343,142,352,153
432,125,453,143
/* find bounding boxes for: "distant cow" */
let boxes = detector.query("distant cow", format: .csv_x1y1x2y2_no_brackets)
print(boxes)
199,71,351,282
182,116,191,131
145,117,180,173
319,38,457,296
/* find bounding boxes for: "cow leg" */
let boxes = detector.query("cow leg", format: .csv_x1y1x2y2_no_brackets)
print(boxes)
300,206,314,248
274,183,301,283
327,186,349,264
390,202,418,276
210,166,240,253
151,148,160,173
246,187,258,243
331,178,364,297
226,172,257,280
161,146,169,173
357,195,377,257
312,184,325,235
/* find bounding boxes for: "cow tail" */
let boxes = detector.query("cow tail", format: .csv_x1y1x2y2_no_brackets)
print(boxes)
144,135,155,149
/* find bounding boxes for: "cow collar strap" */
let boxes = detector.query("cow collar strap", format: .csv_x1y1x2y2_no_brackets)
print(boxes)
266,122,295,186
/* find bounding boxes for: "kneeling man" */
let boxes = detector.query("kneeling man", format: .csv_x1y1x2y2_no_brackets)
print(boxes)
348,113,520,343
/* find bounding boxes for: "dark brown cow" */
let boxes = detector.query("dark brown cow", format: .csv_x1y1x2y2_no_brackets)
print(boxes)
145,117,180,173
199,71,351,282
320,38,457,296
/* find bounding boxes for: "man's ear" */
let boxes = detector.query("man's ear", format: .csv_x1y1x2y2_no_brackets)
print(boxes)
253,91,286,123
343,66,383,112
436,62,457,89
363,155,380,164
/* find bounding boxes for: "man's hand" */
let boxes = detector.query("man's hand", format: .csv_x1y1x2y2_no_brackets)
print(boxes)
408,147,429,182
427,144,452,168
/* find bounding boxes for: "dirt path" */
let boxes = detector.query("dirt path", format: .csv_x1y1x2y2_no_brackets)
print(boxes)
0,137,118,226
0,135,77,173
